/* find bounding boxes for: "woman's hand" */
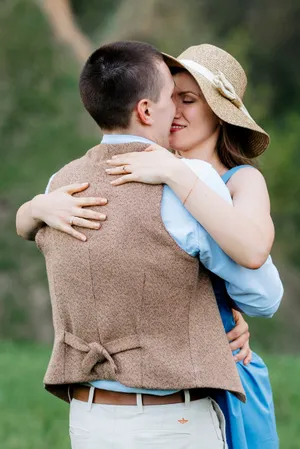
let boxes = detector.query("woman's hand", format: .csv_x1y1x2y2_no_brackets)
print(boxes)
226,310,252,366
105,144,182,186
30,183,107,241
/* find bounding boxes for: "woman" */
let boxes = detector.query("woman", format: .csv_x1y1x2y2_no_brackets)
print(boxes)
102,45,279,448
16,44,279,448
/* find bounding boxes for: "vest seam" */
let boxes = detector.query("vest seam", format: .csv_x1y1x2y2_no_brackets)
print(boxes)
187,276,199,385
49,231,66,383
87,242,103,354
140,272,146,388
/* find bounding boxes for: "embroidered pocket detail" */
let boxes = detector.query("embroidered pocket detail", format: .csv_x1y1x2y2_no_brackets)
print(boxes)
178,418,189,424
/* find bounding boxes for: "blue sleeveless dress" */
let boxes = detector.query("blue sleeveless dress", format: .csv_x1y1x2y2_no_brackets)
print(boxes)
211,166,279,449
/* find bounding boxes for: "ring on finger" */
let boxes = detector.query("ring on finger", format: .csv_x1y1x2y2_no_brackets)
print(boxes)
69,216,75,226
122,165,127,172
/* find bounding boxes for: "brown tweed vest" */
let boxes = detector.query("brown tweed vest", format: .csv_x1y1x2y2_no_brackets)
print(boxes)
36,142,245,403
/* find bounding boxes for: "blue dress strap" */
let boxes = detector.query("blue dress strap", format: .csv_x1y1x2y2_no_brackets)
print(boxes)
221,165,252,184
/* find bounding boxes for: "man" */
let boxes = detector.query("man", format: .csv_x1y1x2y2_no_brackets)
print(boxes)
16,41,282,448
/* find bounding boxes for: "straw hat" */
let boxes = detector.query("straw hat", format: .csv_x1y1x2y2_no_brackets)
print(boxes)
163,44,270,157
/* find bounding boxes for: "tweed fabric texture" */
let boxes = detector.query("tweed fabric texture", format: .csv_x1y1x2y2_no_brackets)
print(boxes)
163,44,270,157
36,142,245,403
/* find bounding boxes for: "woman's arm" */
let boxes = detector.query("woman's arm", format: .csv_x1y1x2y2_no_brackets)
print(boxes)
106,146,274,268
16,183,108,241
167,163,274,268
16,197,46,241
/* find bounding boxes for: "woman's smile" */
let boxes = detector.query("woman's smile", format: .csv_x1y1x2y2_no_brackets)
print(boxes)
170,122,187,133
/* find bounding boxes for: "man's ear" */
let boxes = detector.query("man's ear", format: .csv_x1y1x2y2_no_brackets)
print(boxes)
136,99,154,126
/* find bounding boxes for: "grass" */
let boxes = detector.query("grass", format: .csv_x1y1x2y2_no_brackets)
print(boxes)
0,341,299,449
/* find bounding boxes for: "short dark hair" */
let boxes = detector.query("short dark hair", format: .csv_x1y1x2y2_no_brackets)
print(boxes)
79,41,164,130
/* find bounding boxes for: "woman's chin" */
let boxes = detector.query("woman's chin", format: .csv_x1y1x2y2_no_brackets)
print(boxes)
169,136,185,152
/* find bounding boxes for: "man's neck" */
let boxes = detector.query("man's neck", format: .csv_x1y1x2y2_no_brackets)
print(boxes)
102,127,158,144
101,134,154,147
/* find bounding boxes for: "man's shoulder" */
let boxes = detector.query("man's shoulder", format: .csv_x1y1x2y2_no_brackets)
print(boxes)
47,145,100,192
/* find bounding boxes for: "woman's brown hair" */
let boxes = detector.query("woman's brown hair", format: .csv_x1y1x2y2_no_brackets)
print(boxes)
217,123,258,169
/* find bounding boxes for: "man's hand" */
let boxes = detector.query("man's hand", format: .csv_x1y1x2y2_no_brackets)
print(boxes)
227,310,252,365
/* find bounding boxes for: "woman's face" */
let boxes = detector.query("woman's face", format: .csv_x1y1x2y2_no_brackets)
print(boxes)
169,71,219,154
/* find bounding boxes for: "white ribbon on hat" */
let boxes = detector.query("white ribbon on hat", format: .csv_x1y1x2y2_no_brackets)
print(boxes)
179,59,254,122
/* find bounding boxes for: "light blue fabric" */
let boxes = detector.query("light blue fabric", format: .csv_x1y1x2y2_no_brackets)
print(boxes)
221,165,250,184
210,271,279,449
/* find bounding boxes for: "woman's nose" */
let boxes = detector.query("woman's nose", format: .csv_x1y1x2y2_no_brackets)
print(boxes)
174,110,182,119
174,105,182,119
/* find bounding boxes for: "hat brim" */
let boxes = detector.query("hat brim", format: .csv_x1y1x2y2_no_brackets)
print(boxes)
162,52,270,158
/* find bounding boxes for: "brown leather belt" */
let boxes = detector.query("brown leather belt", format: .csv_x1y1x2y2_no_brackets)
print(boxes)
71,385,211,406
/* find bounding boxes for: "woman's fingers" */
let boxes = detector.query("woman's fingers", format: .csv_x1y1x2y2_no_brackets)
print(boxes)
76,197,108,207
105,166,132,175
243,349,253,365
227,313,249,342
70,217,101,230
73,207,106,221
144,145,156,152
234,342,252,365
229,331,250,352
58,183,90,194
106,159,128,167
107,155,132,165
110,174,138,186
60,224,87,242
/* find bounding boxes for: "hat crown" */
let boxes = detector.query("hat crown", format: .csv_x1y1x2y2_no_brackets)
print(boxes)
178,44,247,99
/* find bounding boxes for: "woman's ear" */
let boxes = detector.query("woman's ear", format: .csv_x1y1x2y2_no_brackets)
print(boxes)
136,99,154,126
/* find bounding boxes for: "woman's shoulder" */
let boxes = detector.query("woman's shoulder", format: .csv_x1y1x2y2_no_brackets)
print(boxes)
225,165,269,200
225,165,267,187
222,165,259,183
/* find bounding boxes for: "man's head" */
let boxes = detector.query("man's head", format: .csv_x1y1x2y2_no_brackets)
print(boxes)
79,41,175,147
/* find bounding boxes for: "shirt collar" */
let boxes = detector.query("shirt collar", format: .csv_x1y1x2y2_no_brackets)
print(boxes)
101,134,155,146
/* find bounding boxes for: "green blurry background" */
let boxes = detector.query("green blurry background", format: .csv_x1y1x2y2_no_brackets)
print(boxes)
1,0,299,448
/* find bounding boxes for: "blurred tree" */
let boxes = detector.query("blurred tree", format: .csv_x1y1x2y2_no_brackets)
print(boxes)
40,0,92,61
0,0,97,341
1,0,300,351
72,0,122,40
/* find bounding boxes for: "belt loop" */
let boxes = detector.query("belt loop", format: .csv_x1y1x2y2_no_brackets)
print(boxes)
184,389,190,409
87,386,95,412
136,393,144,414
67,385,72,404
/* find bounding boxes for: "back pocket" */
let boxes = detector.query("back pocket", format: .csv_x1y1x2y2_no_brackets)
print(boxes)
132,430,191,449
69,425,90,449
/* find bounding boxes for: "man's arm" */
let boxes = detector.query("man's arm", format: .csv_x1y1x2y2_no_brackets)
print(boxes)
198,231,283,317
181,159,283,318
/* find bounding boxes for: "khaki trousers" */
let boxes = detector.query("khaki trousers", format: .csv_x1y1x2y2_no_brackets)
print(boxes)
69,389,227,449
